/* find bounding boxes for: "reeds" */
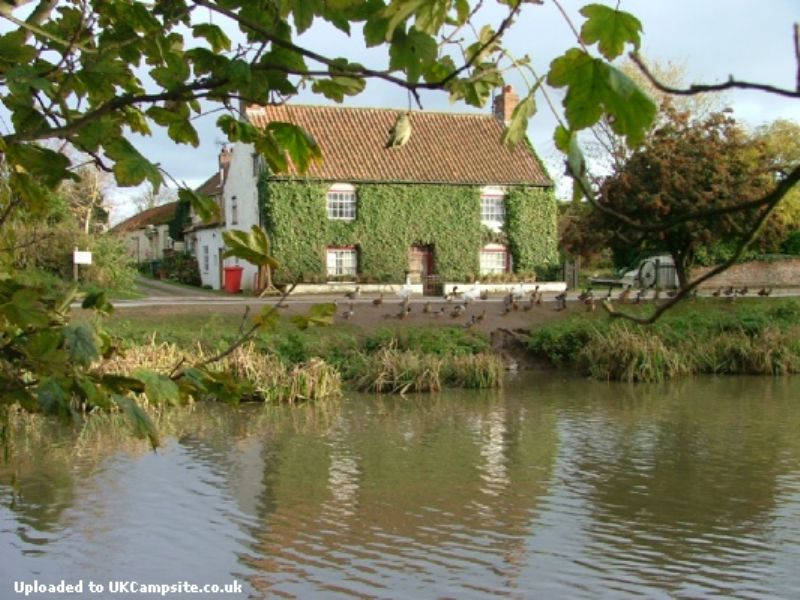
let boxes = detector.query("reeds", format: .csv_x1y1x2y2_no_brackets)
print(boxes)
353,349,504,393
101,339,341,403
529,300,800,382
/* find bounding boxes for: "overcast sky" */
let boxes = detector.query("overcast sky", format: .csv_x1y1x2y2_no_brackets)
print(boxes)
96,0,800,220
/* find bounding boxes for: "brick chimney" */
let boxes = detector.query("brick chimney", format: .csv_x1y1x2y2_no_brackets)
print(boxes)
218,146,232,184
492,85,519,125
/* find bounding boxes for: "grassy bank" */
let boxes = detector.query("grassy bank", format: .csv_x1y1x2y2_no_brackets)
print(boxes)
528,298,800,382
104,314,503,396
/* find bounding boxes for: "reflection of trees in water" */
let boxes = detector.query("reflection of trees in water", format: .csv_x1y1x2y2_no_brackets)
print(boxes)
242,388,559,597
556,376,800,595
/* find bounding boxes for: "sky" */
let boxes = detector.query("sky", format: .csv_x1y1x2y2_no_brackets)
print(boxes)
76,0,800,221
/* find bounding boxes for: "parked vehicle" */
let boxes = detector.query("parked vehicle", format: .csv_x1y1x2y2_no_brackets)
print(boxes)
620,254,678,289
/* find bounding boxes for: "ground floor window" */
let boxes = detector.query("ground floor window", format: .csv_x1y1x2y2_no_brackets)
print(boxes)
326,246,358,278
202,245,209,272
480,244,510,275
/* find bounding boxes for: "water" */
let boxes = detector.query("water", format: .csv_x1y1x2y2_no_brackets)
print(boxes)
2,374,800,599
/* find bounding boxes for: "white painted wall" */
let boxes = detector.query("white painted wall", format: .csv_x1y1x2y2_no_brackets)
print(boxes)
120,224,172,263
221,141,262,290
196,227,225,289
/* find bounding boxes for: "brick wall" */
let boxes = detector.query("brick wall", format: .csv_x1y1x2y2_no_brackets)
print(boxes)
693,258,800,288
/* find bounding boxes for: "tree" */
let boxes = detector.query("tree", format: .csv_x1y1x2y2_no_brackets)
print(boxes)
0,0,798,441
563,106,782,288
131,183,177,214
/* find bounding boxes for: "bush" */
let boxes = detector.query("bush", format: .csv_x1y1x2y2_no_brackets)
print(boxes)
160,251,201,285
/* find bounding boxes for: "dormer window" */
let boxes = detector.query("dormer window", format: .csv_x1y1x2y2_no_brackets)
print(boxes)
327,184,356,221
480,186,506,231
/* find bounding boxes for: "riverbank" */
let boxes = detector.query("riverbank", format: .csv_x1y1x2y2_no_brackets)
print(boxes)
527,298,800,382
96,297,800,394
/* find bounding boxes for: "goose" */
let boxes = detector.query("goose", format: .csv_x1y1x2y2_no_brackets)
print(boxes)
463,282,482,303
396,283,413,301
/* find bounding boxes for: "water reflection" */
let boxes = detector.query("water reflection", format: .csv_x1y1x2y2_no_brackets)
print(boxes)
1,376,800,598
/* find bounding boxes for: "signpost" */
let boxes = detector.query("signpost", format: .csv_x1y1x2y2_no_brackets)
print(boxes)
73,248,92,282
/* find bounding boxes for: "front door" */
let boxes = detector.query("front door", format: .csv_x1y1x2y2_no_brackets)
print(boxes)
409,245,441,296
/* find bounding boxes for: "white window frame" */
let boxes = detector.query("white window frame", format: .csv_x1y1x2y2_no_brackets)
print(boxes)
326,246,358,278
480,186,506,232
326,184,357,221
480,243,510,275
202,245,209,272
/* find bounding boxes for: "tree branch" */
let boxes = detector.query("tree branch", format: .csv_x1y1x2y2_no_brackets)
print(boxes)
631,52,800,99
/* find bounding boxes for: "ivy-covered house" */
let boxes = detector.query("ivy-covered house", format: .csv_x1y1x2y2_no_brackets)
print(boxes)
213,86,558,292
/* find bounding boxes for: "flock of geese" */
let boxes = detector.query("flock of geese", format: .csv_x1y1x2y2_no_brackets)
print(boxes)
334,282,778,325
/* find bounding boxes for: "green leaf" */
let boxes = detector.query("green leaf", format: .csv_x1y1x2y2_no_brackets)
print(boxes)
97,374,146,395
35,378,71,416
389,26,437,84
134,370,182,406
104,138,162,189
291,302,336,330
192,23,231,53
222,226,279,268
580,4,642,60
113,394,160,448
4,143,76,188
64,323,100,367
177,187,219,223
81,290,114,315
383,0,425,40
253,305,279,331
266,122,322,174
547,48,656,146
554,125,588,198
502,89,537,147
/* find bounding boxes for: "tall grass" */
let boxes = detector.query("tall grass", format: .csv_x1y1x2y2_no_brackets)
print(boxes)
102,339,341,403
529,299,800,382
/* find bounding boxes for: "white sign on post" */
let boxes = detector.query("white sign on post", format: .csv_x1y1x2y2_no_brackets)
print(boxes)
73,251,93,265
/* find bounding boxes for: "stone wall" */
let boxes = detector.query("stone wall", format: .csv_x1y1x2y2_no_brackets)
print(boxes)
693,258,800,288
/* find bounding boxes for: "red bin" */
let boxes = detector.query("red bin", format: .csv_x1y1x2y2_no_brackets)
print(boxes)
223,265,244,293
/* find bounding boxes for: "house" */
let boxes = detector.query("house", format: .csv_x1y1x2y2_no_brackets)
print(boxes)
200,86,559,293
112,201,179,264
182,149,230,289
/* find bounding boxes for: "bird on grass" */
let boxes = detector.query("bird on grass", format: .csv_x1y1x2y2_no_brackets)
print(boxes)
386,112,412,149
341,302,355,320
758,287,773,297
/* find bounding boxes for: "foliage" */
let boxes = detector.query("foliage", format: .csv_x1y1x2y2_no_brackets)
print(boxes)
261,178,557,283
528,299,800,381
82,234,138,291
159,251,201,285
562,107,780,284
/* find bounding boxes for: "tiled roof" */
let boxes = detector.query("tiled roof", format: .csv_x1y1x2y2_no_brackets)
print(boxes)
112,201,177,233
247,104,551,186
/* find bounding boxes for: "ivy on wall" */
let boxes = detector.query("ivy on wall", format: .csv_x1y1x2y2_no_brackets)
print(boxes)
260,175,559,284
505,186,560,275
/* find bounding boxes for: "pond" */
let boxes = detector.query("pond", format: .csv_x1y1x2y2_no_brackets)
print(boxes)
2,374,800,599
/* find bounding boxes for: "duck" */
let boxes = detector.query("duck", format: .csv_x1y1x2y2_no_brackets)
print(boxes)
422,301,431,313
345,286,361,300
341,302,355,319
372,293,384,307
